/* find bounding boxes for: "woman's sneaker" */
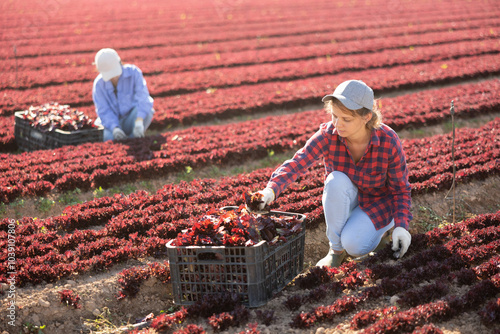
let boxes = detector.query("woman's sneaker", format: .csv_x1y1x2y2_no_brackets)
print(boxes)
316,249,346,267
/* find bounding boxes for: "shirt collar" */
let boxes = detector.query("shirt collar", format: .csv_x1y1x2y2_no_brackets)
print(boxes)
103,65,129,91
104,80,115,92
336,127,380,147
120,65,132,78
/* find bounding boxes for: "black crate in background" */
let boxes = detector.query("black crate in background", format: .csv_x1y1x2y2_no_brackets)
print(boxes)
14,111,103,152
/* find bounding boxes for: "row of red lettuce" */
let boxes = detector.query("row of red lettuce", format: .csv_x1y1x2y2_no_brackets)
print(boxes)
0,81,498,202
4,16,497,77
2,0,494,59
63,210,500,332
0,119,498,287
2,34,498,116
0,54,498,153
4,206,498,332
4,23,497,90
129,213,500,332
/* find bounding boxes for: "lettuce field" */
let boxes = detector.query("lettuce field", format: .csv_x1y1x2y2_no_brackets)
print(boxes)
1,0,499,333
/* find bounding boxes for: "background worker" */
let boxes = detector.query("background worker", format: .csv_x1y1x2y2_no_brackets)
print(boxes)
92,48,154,141
254,80,413,267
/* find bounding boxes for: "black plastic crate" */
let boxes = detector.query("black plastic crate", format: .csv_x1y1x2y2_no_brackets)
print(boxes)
166,206,306,308
14,111,103,151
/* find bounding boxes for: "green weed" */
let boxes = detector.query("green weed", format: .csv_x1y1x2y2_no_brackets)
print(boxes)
139,180,155,193
58,188,82,206
414,205,442,232
10,199,25,217
93,186,107,198
108,184,137,196
177,166,195,182
23,323,46,334
36,197,56,214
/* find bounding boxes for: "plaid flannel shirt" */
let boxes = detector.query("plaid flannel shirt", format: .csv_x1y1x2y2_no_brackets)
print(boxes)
267,122,412,230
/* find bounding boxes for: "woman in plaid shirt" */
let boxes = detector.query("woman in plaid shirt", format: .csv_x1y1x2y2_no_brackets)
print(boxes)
255,80,412,267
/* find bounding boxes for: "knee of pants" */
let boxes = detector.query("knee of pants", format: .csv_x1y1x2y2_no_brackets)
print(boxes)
324,171,355,202
341,234,371,258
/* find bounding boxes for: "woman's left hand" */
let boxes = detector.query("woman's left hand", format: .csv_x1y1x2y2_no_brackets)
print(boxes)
392,227,411,258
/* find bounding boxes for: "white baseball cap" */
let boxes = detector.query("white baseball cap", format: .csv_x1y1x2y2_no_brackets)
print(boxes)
95,48,122,81
322,80,374,110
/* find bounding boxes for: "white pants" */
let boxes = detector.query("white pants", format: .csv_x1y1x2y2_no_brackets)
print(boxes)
323,171,394,257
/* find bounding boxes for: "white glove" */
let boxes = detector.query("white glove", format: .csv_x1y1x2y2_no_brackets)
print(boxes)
392,227,411,258
133,119,145,138
257,188,275,211
113,127,127,140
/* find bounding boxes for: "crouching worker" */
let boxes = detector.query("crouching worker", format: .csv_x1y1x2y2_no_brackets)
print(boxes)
254,80,412,267
92,48,154,141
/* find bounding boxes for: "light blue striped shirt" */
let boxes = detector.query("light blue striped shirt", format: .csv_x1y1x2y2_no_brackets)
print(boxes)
92,64,154,130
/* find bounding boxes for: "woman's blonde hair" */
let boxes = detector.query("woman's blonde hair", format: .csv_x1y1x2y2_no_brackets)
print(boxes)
324,98,382,130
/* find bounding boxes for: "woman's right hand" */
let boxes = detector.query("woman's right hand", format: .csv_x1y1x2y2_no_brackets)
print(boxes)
257,188,275,211
113,127,127,140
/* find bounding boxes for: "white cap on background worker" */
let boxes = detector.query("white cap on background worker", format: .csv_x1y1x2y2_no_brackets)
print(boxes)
95,48,123,82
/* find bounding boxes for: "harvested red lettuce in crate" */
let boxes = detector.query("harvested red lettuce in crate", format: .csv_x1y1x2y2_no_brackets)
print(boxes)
20,102,97,132
173,204,303,247
166,204,307,308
